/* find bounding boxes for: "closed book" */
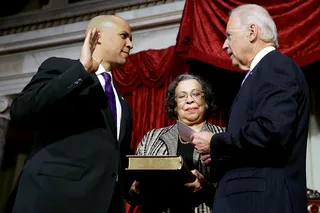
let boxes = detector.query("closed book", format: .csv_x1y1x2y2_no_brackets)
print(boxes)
126,155,196,184
126,155,197,207
127,155,185,169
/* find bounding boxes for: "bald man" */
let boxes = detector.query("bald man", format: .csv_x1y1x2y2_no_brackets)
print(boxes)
8,15,134,213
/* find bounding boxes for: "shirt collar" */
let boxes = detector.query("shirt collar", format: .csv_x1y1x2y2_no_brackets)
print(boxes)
95,64,113,79
250,46,276,71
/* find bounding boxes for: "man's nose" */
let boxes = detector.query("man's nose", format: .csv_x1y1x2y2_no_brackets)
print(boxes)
222,39,228,50
126,38,133,49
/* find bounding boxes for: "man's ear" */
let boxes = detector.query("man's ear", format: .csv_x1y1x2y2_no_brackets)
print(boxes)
248,24,258,42
97,30,102,44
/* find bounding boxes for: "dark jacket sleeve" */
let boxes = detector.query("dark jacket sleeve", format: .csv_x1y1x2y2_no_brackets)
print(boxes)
122,106,135,194
10,57,96,127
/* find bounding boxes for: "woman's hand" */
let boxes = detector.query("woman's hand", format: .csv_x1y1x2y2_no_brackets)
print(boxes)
126,180,141,206
184,169,205,192
130,180,140,194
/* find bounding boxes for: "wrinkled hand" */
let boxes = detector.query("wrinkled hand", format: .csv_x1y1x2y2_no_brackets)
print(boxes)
191,131,213,154
130,180,140,194
200,153,212,165
184,170,204,192
80,28,101,73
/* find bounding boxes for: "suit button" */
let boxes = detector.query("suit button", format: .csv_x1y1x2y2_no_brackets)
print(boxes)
112,172,118,181
75,78,82,85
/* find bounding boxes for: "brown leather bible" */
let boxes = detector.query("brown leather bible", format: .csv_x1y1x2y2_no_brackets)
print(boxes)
126,155,199,208
126,155,196,184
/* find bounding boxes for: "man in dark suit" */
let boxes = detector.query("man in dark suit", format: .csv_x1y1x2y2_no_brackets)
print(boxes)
8,15,133,213
191,4,309,213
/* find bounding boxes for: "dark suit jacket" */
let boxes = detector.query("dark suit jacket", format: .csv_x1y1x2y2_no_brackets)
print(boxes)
210,50,309,213
9,57,133,213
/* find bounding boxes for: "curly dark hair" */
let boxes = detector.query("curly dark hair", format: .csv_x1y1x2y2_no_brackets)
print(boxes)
164,74,216,119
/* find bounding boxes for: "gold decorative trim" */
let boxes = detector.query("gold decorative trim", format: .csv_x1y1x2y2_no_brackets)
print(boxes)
0,0,176,37
308,188,320,200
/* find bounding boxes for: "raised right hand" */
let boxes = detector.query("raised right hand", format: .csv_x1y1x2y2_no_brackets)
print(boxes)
80,28,101,73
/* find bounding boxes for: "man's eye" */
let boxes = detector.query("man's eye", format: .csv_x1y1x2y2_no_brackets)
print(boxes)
121,34,127,39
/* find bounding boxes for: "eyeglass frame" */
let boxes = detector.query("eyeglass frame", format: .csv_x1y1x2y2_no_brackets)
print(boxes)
174,89,205,103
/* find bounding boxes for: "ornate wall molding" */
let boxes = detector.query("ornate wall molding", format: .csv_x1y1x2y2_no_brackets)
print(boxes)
0,0,183,37
307,188,320,213
0,96,13,120
0,1,183,55
0,1,184,96
308,188,320,200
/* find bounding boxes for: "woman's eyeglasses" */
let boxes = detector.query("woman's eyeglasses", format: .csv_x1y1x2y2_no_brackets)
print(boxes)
175,89,204,103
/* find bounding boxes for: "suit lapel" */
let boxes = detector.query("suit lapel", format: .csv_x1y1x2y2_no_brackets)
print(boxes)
101,108,117,139
228,89,241,121
116,89,127,144
228,67,257,119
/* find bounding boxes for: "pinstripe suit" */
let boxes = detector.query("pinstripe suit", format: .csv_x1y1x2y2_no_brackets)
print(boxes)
210,50,309,213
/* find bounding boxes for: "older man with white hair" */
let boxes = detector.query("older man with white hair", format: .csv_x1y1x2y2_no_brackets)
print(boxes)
191,4,309,213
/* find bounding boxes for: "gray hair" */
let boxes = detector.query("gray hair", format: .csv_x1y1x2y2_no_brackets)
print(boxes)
230,4,279,47
165,74,216,119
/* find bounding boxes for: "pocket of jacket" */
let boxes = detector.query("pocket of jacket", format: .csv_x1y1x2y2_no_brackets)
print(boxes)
38,162,85,181
225,177,266,196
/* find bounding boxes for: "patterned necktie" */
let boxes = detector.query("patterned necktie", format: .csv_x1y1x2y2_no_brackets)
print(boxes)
101,72,117,128
241,70,251,86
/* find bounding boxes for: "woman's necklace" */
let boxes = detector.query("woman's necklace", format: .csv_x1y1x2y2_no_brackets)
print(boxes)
178,121,205,144
178,135,190,144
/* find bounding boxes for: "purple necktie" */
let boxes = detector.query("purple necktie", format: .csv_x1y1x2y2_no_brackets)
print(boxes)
101,72,117,128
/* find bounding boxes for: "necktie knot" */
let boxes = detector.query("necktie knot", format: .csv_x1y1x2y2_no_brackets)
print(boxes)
102,72,111,83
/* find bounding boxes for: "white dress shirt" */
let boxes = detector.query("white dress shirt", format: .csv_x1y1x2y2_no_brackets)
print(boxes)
96,64,122,140
241,46,276,86
250,46,276,71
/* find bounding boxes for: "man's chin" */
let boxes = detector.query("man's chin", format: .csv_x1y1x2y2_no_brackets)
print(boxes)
110,59,126,69
232,61,239,68
231,59,243,68
115,59,127,66
119,59,127,65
